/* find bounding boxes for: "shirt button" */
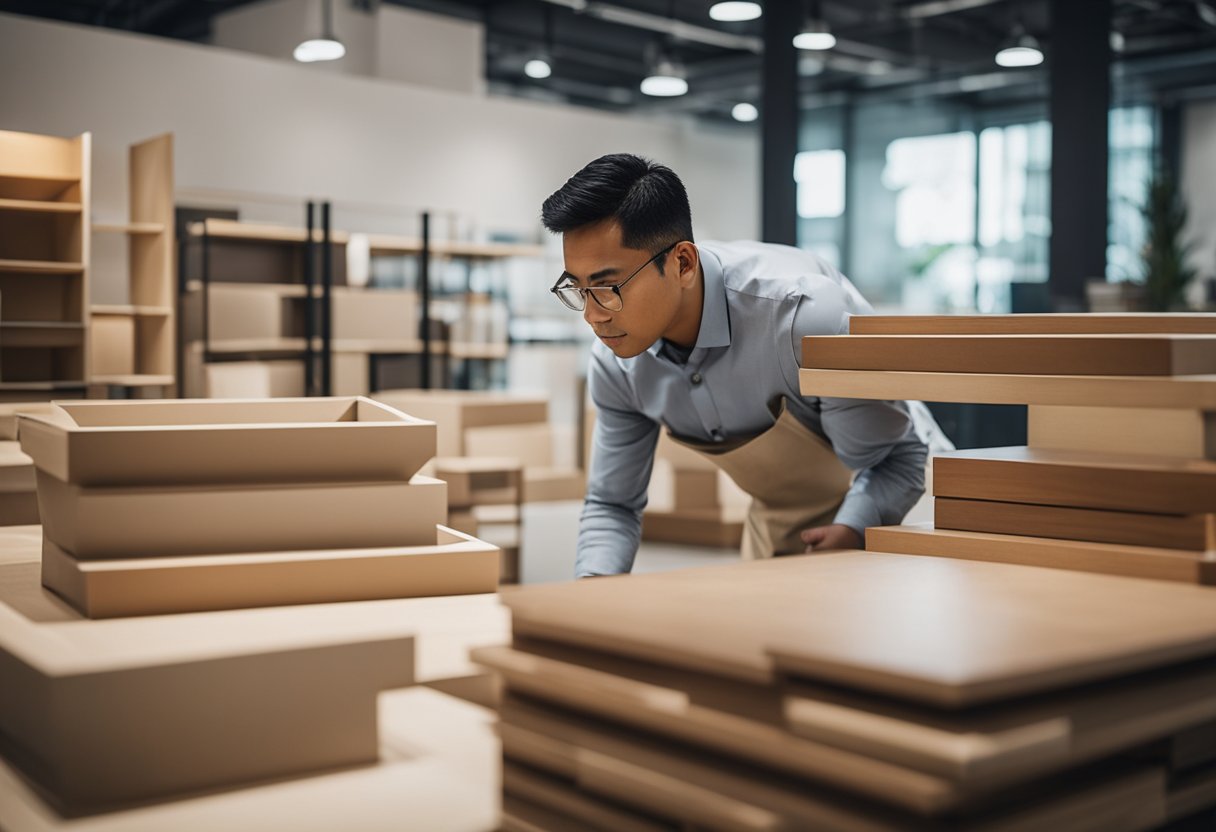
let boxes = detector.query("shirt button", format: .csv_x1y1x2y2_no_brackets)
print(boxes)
711,429,724,442
691,373,703,385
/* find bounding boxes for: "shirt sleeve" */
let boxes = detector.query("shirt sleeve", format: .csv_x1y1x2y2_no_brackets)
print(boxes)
789,288,927,536
576,346,661,577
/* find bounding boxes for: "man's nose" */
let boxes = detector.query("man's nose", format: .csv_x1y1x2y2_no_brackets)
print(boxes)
583,298,611,325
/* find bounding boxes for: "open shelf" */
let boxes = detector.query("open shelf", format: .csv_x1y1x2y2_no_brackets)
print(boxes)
185,279,318,297
92,304,173,317
366,232,543,259
0,259,85,275
188,218,351,245
0,197,82,214
0,381,87,391
89,373,175,387
92,222,166,235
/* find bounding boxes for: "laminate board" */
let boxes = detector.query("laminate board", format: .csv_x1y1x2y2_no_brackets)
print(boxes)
802,335,1216,376
933,498,1216,552
933,446,1216,515
848,314,1216,336
865,524,1215,585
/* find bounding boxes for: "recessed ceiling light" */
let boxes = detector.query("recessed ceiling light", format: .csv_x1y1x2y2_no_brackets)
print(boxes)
709,2,762,22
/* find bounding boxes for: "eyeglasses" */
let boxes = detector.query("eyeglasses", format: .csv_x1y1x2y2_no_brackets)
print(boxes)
550,240,681,312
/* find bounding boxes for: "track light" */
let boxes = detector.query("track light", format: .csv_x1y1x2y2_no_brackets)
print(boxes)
709,2,762,22
295,0,345,63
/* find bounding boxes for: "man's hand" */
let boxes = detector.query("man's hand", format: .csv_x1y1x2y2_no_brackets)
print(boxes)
800,524,863,553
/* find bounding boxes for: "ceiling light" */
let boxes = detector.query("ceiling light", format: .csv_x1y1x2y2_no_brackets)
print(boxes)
995,33,1044,67
641,57,688,97
731,102,759,122
295,0,345,63
793,18,836,51
709,2,762,22
524,58,552,79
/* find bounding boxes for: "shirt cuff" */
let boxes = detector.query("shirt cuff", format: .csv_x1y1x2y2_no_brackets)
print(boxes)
832,493,883,539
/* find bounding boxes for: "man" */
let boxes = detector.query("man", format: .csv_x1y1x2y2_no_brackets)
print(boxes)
543,153,927,578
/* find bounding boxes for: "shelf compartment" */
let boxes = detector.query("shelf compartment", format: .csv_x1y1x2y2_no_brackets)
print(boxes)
0,273,85,324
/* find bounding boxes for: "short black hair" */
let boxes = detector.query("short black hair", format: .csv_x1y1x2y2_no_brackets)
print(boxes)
541,154,694,255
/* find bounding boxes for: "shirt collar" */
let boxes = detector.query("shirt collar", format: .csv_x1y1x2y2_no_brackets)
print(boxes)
647,244,732,357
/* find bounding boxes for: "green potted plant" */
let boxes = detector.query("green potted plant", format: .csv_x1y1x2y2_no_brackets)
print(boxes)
1140,170,1197,312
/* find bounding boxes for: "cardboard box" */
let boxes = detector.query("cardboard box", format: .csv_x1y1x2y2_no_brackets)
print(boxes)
37,472,447,558
0,402,57,441
433,457,523,509
0,490,37,525
208,284,295,342
673,468,720,510
332,287,417,342
373,389,548,457
641,506,745,548
523,467,585,503
88,313,136,377
0,440,34,492
18,397,436,486
464,422,554,465
42,525,500,618
206,360,305,398
0,603,413,812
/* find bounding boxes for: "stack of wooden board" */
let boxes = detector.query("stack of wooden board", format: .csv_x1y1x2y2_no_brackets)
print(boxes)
478,552,1216,831
0,525,506,820
433,456,524,584
642,431,749,549
17,396,501,617
799,314,1216,586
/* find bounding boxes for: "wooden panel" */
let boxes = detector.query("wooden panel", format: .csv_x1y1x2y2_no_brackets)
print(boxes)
501,551,1216,707
849,314,1216,336
799,369,1216,410
0,130,82,181
865,524,1214,585
802,335,1216,376
641,507,745,548
503,764,674,832
0,197,81,213
933,498,1216,552
1029,406,1215,460
933,446,1216,514
88,314,136,377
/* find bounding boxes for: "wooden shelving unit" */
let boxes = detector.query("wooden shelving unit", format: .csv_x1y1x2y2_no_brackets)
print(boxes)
0,129,91,393
89,134,176,393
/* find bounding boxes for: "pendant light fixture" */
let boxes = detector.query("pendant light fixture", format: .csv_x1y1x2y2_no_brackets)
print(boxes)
709,2,762,22
793,1,836,51
294,0,346,63
641,54,689,97
995,26,1044,67
524,7,555,80
731,102,759,122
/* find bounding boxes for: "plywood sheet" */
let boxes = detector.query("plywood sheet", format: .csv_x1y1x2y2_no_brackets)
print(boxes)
848,314,1216,336
798,369,1216,410
933,498,1216,552
865,524,1215,585
802,334,1216,376
500,552,1216,706
933,446,1216,515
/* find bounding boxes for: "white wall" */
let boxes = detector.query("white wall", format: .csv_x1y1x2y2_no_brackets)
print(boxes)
0,12,758,299
1181,98,1216,300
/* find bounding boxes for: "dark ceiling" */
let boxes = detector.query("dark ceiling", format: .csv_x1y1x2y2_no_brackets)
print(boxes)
4,0,1216,122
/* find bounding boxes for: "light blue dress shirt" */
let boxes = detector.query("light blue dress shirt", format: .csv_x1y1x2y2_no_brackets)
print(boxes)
577,240,928,577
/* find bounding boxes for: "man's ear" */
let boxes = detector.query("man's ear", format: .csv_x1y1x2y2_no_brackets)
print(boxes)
676,242,699,289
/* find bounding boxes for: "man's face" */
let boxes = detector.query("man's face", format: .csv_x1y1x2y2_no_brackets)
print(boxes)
560,220,687,358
